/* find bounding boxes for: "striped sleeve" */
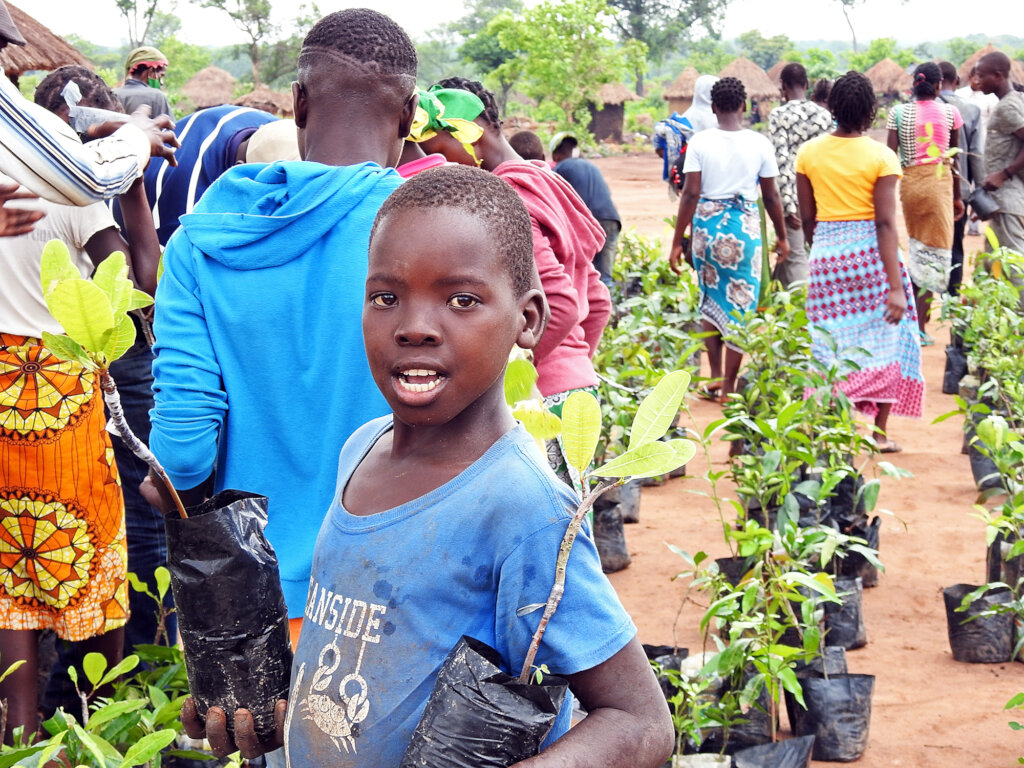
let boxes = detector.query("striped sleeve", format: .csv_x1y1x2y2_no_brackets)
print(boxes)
0,71,148,206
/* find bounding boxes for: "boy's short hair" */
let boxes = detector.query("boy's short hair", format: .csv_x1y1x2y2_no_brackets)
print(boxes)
371,165,534,297
298,8,416,90
35,65,123,114
509,130,545,161
780,62,808,90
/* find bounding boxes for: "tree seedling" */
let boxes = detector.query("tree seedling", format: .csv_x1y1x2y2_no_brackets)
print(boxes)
39,239,187,519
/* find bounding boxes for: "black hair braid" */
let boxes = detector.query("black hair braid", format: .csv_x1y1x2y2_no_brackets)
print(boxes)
828,71,876,133
912,61,942,99
371,164,533,296
710,77,746,113
435,76,502,131
35,66,123,114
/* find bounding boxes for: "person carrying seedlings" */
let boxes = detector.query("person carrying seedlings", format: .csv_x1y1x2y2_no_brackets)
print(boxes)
0,69,163,742
668,76,788,404
183,163,674,768
415,78,626,572
144,8,417,647
796,71,924,452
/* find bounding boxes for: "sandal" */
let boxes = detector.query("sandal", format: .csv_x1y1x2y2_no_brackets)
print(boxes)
878,439,903,454
696,384,721,402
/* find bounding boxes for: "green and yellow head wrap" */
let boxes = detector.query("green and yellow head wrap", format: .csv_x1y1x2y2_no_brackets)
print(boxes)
407,87,486,165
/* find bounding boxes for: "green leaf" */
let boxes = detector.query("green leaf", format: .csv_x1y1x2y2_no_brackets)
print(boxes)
82,651,107,687
562,390,601,473
84,699,147,731
594,441,679,479
98,653,139,688
40,332,93,369
984,225,1001,251
92,251,132,315
102,313,137,363
117,729,178,767
664,438,696,468
504,358,538,406
628,370,689,450
516,602,545,617
39,239,80,299
69,721,107,768
512,405,562,441
155,565,171,601
127,289,154,310
977,415,1008,452
46,279,115,356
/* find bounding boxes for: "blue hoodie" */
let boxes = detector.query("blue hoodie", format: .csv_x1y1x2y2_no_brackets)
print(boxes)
150,160,398,616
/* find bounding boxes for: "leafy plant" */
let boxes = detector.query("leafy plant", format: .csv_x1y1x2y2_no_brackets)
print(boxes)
39,240,187,519
517,370,696,682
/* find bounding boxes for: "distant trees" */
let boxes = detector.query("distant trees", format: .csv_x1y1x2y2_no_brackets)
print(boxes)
847,37,915,71
115,0,159,49
196,0,275,87
737,29,793,70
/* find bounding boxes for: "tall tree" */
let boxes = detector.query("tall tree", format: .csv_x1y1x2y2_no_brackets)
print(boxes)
196,0,275,87
606,0,729,94
832,0,863,53
115,0,159,48
498,0,646,126
847,37,915,72
458,11,522,115
737,29,793,71
451,0,524,35
945,37,978,67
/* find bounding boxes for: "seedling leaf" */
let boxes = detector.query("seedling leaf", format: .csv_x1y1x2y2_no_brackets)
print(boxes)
562,390,602,472
118,730,178,767
46,279,115,355
516,603,545,617
628,370,690,450
594,441,685,479
513,405,562,441
40,240,80,299
82,651,107,687
504,358,538,406
40,332,93,369
103,313,138,363
92,251,132,315
128,289,154,311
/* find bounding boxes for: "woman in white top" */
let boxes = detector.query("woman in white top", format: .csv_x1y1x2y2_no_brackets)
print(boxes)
670,77,788,402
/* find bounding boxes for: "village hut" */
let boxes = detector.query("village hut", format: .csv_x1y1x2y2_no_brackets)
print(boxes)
662,66,700,115
864,58,912,97
182,66,236,109
767,60,788,87
958,43,1024,86
0,2,91,86
233,84,293,117
587,81,638,143
718,56,779,120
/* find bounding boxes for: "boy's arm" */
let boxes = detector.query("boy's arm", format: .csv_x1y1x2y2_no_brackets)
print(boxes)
532,218,580,364
513,638,673,768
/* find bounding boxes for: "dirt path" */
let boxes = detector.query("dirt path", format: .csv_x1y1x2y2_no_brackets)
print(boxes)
594,153,1022,765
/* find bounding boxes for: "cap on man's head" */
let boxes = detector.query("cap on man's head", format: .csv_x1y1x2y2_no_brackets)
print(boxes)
125,46,168,74
0,1,26,46
549,131,578,156
246,119,301,163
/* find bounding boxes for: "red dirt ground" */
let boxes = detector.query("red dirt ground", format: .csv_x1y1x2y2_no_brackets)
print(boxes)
593,153,1022,766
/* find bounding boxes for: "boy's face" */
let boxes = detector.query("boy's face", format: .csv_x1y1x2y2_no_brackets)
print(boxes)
364,206,528,429
974,62,1002,95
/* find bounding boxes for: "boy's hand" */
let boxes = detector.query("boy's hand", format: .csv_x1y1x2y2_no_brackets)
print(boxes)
181,697,287,759
0,184,43,237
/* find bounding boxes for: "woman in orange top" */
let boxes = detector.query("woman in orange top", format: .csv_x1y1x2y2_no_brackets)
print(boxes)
796,72,923,453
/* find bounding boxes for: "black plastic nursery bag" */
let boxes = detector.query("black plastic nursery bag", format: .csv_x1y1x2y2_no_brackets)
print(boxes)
399,636,568,768
164,490,293,740
796,673,874,762
942,345,968,395
732,735,815,768
943,583,1014,663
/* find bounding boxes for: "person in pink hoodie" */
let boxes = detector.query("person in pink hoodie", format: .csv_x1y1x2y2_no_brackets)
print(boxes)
419,78,627,572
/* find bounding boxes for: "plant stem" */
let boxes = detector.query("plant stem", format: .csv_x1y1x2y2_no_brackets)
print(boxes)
518,478,618,684
99,370,188,520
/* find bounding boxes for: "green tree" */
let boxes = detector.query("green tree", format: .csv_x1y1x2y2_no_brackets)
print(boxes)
847,37,915,72
781,47,841,80
946,37,978,66
832,0,863,53
114,0,159,48
499,0,646,126
451,0,524,35
682,37,734,74
416,31,464,88
606,0,730,94
152,33,212,112
459,12,523,115
196,0,275,86
737,29,792,70
254,3,320,89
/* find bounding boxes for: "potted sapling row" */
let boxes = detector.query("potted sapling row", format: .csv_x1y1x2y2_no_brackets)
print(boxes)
401,371,696,768
39,240,292,742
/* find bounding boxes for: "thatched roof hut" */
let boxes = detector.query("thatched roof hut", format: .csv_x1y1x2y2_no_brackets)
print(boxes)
588,82,638,143
718,56,778,100
663,67,701,115
865,57,912,96
957,43,1024,86
0,2,91,80
234,85,293,117
767,60,788,87
183,66,236,109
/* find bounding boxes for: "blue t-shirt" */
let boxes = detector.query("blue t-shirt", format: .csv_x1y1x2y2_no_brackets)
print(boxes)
283,416,636,767
553,157,620,224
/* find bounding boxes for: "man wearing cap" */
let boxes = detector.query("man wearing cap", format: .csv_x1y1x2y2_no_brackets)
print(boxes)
0,0,177,212
115,46,172,119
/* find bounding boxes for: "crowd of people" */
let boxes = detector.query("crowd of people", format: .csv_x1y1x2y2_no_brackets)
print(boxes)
0,0,1022,764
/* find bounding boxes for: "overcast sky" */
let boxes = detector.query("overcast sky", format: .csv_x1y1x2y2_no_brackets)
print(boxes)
28,0,1023,50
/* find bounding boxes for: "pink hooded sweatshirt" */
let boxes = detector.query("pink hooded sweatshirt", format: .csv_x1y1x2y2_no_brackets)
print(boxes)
493,159,611,397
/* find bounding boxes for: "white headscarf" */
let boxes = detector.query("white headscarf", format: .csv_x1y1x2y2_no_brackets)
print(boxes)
683,75,719,134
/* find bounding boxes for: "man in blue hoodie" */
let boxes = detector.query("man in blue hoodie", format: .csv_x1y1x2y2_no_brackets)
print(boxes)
146,8,418,642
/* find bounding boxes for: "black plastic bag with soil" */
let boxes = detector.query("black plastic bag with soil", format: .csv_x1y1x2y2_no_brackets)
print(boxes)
793,673,874,762
784,646,847,735
943,583,1014,663
597,479,642,524
164,490,292,740
823,576,866,650
839,516,880,588
642,644,689,700
593,503,631,573
943,344,968,395
400,636,568,768
732,735,815,768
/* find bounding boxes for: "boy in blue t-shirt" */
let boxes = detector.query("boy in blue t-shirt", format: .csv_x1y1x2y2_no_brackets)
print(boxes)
187,164,673,766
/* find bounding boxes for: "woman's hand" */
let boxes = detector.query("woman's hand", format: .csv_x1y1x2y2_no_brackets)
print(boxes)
669,241,687,274
774,235,790,263
883,288,907,324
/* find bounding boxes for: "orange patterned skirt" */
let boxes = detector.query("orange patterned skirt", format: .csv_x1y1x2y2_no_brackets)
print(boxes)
0,333,128,641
